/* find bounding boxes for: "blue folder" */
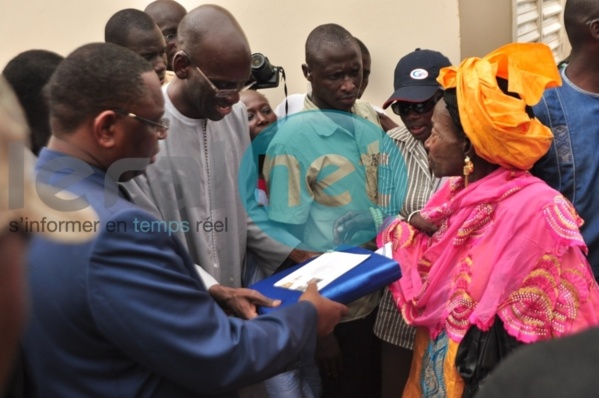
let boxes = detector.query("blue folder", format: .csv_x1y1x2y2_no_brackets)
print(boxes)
250,246,401,314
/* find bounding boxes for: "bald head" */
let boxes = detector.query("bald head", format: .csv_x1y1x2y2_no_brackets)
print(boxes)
178,4,250,59
145,0,186,19
169,5,252,120
144,1,186,70
305,24,358,67
564,0,599,50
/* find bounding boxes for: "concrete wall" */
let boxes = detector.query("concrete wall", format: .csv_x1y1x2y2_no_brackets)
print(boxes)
458,0,513,59
458,0,571,62
1,0,461,125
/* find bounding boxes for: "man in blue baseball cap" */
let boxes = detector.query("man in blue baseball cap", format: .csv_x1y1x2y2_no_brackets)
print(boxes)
378,48,452,398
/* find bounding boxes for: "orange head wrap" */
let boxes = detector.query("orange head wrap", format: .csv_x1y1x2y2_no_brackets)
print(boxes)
437,43,561,170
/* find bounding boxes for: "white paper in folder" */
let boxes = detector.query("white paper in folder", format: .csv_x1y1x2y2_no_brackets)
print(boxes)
274,251,370,292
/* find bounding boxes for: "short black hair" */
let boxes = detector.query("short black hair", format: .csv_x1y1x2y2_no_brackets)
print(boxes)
2,49,64,155
48,42,153,133
355,37,370,57
443,88,465,138
105,8,158,46
305,23,358,67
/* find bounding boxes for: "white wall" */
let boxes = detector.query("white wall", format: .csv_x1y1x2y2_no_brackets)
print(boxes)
459,0,512,59
1,0,461,124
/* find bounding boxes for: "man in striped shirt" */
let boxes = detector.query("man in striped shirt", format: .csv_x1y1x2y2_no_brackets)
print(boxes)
376,49,451,397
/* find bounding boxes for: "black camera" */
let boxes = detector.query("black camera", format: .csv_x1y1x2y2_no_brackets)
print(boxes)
248,53,281,89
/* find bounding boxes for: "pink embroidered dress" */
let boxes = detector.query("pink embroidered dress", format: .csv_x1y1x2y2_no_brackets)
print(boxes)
377,168,599,397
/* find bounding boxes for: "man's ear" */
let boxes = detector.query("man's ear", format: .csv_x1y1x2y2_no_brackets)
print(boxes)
590,21,599,40
172,51,191,79
301,64,312,81
93,110,118,149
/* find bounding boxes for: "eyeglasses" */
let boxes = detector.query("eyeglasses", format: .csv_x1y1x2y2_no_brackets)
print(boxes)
179,50,255,98
587,18,599,26
391,95,441,116
112,109,169,136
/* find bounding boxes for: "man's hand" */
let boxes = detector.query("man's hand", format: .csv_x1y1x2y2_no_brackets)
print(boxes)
299,283,348,336
316,333,343,378
377,112,399,132
208,285,280,320
333,210,375,245
287,248,321,264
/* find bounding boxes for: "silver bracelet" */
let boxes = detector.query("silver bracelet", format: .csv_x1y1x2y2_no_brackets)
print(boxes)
407,210,420,224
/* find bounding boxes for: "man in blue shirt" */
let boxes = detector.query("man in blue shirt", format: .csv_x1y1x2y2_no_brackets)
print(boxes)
23,41,347,398
532,0,599,280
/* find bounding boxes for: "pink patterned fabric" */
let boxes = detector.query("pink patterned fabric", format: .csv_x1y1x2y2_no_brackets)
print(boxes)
378,168,599,344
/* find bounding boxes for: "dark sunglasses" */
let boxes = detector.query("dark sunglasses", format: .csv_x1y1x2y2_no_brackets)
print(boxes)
391,95,441,116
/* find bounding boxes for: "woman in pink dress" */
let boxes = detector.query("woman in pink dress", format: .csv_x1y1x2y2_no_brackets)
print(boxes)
377,42,599,398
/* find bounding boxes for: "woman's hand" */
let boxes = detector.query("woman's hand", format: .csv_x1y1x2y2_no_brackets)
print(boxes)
409,212,438,235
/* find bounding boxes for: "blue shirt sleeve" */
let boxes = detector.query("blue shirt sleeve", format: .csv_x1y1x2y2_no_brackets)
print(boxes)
88,208,317,394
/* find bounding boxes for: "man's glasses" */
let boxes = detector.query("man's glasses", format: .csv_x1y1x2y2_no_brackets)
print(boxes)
112,109,169,136
179,50,254,98
391,95,441,116
587,18,599,26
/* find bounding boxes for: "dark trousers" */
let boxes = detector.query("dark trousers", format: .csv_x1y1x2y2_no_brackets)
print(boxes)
321,307,381,398
3,347,37,398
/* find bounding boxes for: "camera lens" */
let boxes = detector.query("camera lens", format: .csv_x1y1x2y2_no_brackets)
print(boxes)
248,53,281,89
251,53,266,69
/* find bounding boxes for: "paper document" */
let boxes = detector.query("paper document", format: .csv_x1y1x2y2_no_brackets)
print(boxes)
375,242,393,259
274,251,371,292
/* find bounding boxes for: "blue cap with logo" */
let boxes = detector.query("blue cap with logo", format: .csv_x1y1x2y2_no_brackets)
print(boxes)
382,48,451,109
